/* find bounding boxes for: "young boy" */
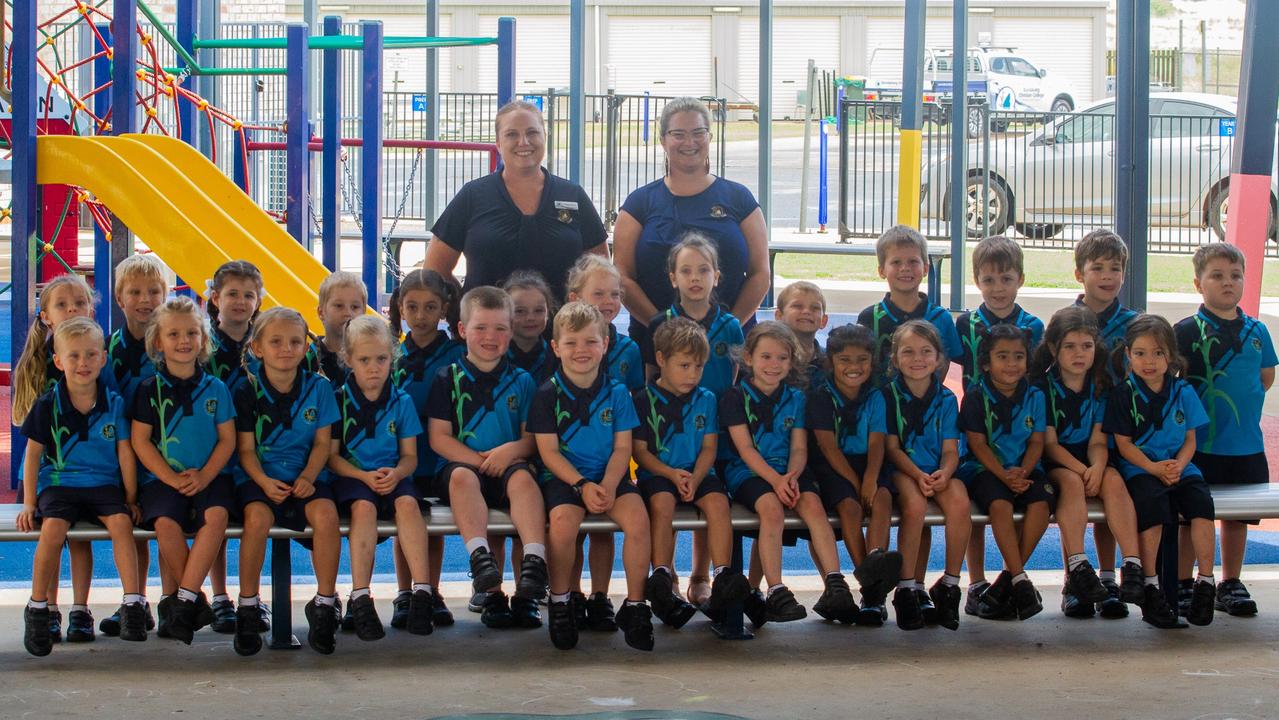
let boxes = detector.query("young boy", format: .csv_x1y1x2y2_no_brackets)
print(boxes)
857,224,963,384
1175,243,1276,617
426,287,548,630
308,271,366,384
528,302,655,651
632,317,750,628
776,281,831,386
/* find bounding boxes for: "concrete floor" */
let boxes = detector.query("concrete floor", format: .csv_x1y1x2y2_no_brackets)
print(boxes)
3,571,1279,720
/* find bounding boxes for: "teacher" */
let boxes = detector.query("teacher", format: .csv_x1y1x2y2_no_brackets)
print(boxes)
613,97,770,341
425,100,608,302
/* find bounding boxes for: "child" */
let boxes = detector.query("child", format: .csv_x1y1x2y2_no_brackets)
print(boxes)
12,273,99,643
131,296,237,644
1033,307,1144,618
528,302,655,651
1175,243,1275,617
18,317,146,656
958,324,1051,621
807,324,903,626
881,320,971,630
308,271,366,384
1103,315,1213,629
232,307,343,655
427,286,546,629
568,254,644,391
328,315,433,641
720,321,856,626
857,225,962,384
505,271,557,383
633,317,750,628
389,269,465,629
776,281,831,387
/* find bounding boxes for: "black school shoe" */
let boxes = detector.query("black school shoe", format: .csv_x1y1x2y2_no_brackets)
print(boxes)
25,606,53,657
1186,580,1216,627
511,595,543,628
585,592,618,632
467,591,486,613
339,597,355,632
1141,584,1187,629
257,603,272,632
194,593,217,632
516,554,549,602
390,591,411,629
210,597,236,634
964,581,991,617
1012,578,1043,621
915,588,939,626
615,601,655,651
570,591,589,629
119,602,148,642
431,590,455,627
980,572,1017,620
854,549,904,609
1176,578,1195,617
66,608,95,642
168,597,198,645
854,601,888,627
1060,581,1096,619
1120,562,1146,604
892,586,924,630
1097,579,1130,619
812,573,858,622
1067,560,1108,604
1216,578,1258,617
232,605,263,656
764,586,807,622
646,570,697,629
548,600,579,650
743,589,769,629
304,599,337,654
156,596,175,638
101,602,155,637
468,547,502,595
349,595,385,641
407,589,435,635
928,580,962,631
480,591,515,629
704,568,751,620
48,608,62,643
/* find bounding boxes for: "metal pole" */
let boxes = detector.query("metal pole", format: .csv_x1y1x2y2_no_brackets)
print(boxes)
111,0,137,271
286,24,312,251
949,0,967,311
11,0,38,487
569,0,585,183
1200,20,1207,93
818,119,828,232
545,87,557,174
496,17,516,107
361,20,385,303
322,16,342,271
897,0,926,228
838,98,849,240
197,0,219,156
303,0,320,120
759,0,773,232
798,59,815,234
176,0,197,146
93,24,115,332
424,0,439,221
1115,1,1150,313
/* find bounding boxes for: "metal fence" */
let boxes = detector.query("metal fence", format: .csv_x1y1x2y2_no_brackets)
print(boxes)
839,98,1278,257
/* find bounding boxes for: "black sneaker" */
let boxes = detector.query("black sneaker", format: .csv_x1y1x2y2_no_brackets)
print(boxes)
1012,578,1043,621
48,609,62,644
511,595,543,628
480,591,515,629
743,589,769,629
854,549,903,609
705,568,751,619
915,588,939,625
390,591,411,629
1176,578,1194,618
194,593,217,632
210,597,236,634
1119,562,1146,604
25,606,53,656
645,570,676,625
340,596,356,632
1187,580,1216,627
892,586,924,630
349,595,385,641
570,591,589,629
1067,560,1108,604
256,603,271,633
169,597,198,645
232,605,263,656
615,601,655,651
468,547,502,595
854,602,886,627
812,573,857,622
304,599,338,655
1097,579,1130,619
929,580,962,630
100,608,122,637
467,591,486,614
1141,584,1188,629
764,586,807,622
407,589,434,635
1215,578,1258,617
66,608,95,642
156,596,175,639
1060,580,1096,619
585,592,618,632
431,590,455,627
120,602,148,642
980,572,1017,620
516,554,549,602
548,600,578,650
964,582,991,617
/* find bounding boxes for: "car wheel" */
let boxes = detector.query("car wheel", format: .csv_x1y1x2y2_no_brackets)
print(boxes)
966,107,983,139
1014,223,1063,240
1050,96,1074,114
1210,188,1278,241
990,119,1008,133
964,175,1010,238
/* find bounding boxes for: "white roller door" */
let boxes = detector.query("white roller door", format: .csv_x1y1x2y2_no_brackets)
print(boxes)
994,17,1094,105
476,14,570,93
738,17,840,119
351,15,452,93
607,16,713,97
865,15,957,74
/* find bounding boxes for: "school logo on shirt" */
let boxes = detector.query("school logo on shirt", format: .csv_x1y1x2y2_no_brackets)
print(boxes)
204,398,218,416
620,361,630,375
303,407,318,424
1045,484,1055,495
694,414,706,430
715,342,728,357
783,415,795,430
1175,410,1185,425
101,423,116,441
388,420,397,435
557,209,573,224
709,205,726,219
1024,415,1035,430
600,408,614,426
507,394,520,411
1253,338,1263,351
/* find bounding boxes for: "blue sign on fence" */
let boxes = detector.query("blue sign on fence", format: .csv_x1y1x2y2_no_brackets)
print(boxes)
1220,118,1237,137
521,95,544,111
412,94,428,112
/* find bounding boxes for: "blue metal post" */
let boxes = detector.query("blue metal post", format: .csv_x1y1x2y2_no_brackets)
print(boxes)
233,131,248,192
496,17,516,107
1115,1,1150,312
112,0,137,277
93,24,115,331
642,92,651,144
196,0,220,156
569,0,585,183
286,24,311,250
176,0,197,146
818,120,828,230
948,0,967,311
897,0,926,228
424,0,439,221
361,20,384,303
11,0,39,488
322,15,342,271
758,0,773,231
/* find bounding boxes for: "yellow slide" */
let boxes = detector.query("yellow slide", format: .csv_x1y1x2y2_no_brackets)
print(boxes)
36,133,359,331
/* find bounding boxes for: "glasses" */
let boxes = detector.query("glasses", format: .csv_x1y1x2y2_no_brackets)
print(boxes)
665,128,710,142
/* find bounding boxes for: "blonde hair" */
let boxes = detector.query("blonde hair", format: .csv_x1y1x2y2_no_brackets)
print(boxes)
318,271,368,307
1192,242,1246,278
52,316,106,356
566,254,620,298
659,97,712,137
12,273,96,423
114,253,168,298
340,314,400,363
652,316,709,363
459,286,513,326
776,280,826,314
552,301,608,341
890,319,946,371
145,296,214,369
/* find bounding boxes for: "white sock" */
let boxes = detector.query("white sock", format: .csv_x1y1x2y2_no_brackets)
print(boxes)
72,604,89,614
766,583,786,598
1011,572,1028,585
550,591,570,603
713,565,728,577
238,594,259,607
47,604,59,613
1144,576,1159,587
968,581,987,591
1197,573,1215,585
1099,570,1116,582
914,581,925,592
623,598,645,607
28,598,48,610
350,587,371,600
464,537,490,554
898,579,915,590
176,588,198,603
396,589,411,599
523,543,546,561
1067,554,1088,571
123,593,144,606
1122,556,1141,568
941,573,960,587
655,565,673,577
314,594,337,607
411,583,433,594
212,593,230,604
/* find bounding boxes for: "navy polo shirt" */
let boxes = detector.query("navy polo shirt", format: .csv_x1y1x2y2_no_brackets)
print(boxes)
1175,306,1277,456
958,378,1045,475
207,325,258,394
882,376,960,475
1103,374,1209,480
431,170,607,300
508,337,557,385
527,371,640,483
1075,296,1138,347
306,336,349,386
805,342,828,389
107,327,156,407
42,336,63,394
333,380,422,473
632,382,718,477
644,303,744,396
132,367,235,483
806,378,886,459
605,325,644,392
22,380,129,492
425,357,535,475
233,371,340,486
954,303,1044,389
718,380,806,492
857,293,963,384
1039,370,1107,448
394,332,466,476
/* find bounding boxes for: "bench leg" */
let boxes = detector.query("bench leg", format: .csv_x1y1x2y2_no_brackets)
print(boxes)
1157,521,1180,612
710,530,754,640
269,538,301,650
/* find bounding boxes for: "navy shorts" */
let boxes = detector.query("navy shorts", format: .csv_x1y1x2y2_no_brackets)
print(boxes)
139,474,234,533
332,475,423,520
235,481,336,533
1124,473,1215,532
36,485,130,525
729,470,820,512
429,461,536,509
812,453,878,511
1045,442,1118,473
637,473,728,506
969,469,1057,514
1196,450,1267,524
542,476,640,512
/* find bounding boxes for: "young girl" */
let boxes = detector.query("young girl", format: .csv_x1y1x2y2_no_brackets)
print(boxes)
18,317,146,656
720,322,855,625
567,254,644,391
881,320,971,631
131,296,237,645
328,315,433,641
1103,314,1213,629
389,269,464,629
1033,307,1144,620
12,273,98,643
505,270,557,383
232,307,343,655
308,271,367,384
807,324,902,626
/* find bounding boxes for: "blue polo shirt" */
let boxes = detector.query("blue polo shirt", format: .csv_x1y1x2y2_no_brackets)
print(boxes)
718,380,806,491
508,336,557,385
395,331,466,477
131,367,234,483
1075,296,1138,347
632,382,718,477
857,293,963,385
958,378,1045,476
1175,306,1277,456
306,336,349,386
425,357,535,474
881,376,960,475
1103,374,1209,480
605,324,644,391
644,303,744,396
806,378,886,459
527,371,640,483
333,380,422,473
1039,370,1107,448
954,303,1044,389
233,371,340,486
21,380,129,492
106,327,156,408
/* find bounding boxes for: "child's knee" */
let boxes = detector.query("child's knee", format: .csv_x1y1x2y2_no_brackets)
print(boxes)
349,500,377,522
449,466,480,491
308,501,339,527
755,497,785,525
203,507,229,529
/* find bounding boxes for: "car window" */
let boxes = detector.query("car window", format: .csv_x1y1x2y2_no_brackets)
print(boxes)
1053,105,1115,144
1004,57,1040,77
989,57,1007,74
936,56,982,73
1155,100,1231,138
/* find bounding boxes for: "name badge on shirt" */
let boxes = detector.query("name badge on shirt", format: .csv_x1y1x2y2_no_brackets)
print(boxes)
554,201,579,210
